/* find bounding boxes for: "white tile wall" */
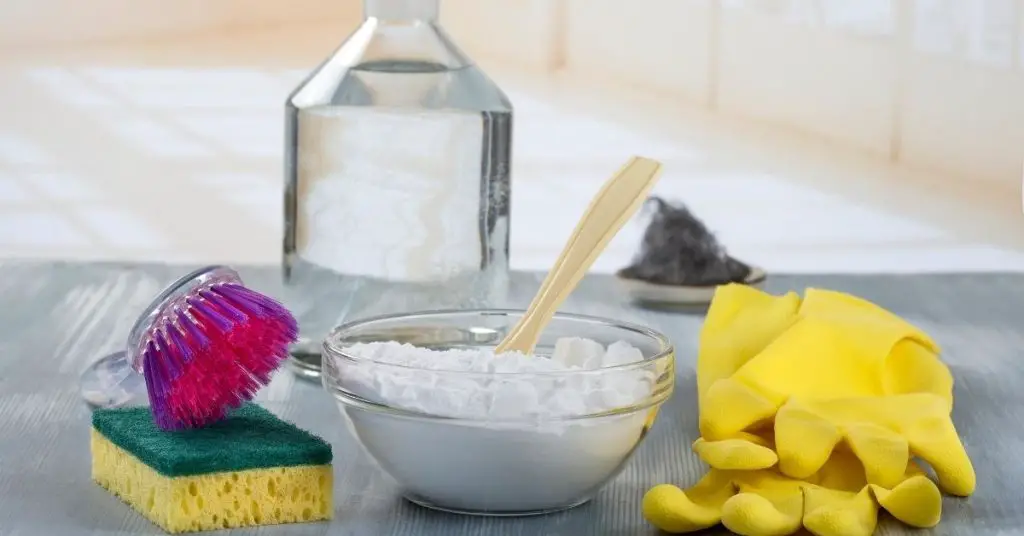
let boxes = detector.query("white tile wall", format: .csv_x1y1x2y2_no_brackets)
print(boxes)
899,56,1024,185
443,0,564,71
563,0,715,103
0,19,1021,274
717,8,898,158
7,0,1022,190
0,0,361,47
443,0,1024,190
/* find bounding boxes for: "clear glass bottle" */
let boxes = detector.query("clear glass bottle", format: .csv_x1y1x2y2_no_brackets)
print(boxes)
283,0,513,379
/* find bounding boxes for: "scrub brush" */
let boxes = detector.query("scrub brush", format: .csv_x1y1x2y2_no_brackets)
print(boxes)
79,265,298,431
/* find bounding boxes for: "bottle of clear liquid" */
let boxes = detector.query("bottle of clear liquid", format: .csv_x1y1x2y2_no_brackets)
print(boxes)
283,0,513,379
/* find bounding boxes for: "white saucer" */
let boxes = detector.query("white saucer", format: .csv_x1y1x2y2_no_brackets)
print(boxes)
616,266,767,306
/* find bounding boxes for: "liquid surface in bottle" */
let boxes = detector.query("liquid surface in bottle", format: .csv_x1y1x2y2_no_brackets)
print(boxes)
284,59,512,374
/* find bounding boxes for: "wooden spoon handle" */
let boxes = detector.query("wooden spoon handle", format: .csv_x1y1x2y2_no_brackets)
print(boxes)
495,156,663,354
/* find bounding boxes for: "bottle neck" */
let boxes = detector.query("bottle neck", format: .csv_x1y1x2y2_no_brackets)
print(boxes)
364,0,439,21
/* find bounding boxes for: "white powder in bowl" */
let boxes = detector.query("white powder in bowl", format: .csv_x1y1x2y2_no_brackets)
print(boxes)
330,337,666,514
341,337,655,419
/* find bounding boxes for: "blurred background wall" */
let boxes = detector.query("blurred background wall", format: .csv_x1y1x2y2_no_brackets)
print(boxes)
463,0,1024,195
1,0,1021,273
5,0,1019,190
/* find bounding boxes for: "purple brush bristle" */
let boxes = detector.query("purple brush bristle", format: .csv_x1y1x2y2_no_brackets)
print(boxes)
140,280,298,430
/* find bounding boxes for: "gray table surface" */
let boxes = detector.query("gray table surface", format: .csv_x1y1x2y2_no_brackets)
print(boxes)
0,260,1021,535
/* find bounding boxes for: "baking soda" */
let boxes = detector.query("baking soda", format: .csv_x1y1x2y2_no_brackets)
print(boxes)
341,337,656,422
332,337,664,513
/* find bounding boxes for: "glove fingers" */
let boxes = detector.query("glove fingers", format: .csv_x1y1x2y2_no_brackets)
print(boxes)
693,434,778,471
869,474,942,528
642,472,736,534
844,422,909,489
905,417,976,496
775,402,841,479
721,486,803,536
700,378,777,441
802,486,878,536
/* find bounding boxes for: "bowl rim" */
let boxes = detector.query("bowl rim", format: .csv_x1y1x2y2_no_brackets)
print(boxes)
321,308,675,377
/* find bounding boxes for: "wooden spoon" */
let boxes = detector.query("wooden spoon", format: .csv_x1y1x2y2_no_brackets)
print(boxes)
494,156,664,354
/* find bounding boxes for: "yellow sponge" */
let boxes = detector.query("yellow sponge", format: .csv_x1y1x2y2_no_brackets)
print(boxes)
90,404,333,533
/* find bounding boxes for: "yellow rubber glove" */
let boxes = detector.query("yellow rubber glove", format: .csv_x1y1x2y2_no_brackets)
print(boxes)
643,469,802,536
643,452,942,536
775,394,976,496
696,285,802,413
694,285,956,476
804,450,944,533
694,284,800,455
693,395,976,497
650,284,969,535
692,432,779,471
699,286,953,443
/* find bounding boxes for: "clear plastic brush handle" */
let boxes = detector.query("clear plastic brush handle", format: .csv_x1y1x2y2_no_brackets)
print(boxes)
78,265,243,410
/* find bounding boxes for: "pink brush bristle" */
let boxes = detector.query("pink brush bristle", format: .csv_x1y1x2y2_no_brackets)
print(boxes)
141,282,298,430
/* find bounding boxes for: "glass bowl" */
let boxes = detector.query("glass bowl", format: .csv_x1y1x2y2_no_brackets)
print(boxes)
321,309,675,516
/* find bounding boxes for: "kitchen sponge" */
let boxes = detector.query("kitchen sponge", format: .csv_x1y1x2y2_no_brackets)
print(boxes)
91,404,333,533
